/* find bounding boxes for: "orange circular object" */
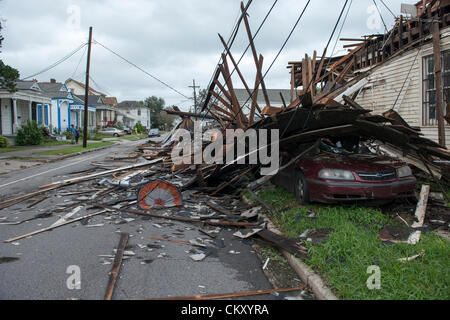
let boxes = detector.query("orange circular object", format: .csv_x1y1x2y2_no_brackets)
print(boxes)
138,180,183,210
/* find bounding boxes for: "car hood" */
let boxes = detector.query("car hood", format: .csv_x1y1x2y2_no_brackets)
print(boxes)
308,153,406,172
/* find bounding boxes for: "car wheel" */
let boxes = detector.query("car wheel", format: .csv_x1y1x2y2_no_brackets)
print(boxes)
114,133,119,137
294,170,310,205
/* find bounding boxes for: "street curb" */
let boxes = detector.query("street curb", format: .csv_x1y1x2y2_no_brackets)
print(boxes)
244,192,339,300
260,214,339,300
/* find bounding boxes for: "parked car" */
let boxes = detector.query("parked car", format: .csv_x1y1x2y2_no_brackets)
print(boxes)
273,142,417,204
98,127,126,137
148,128,161,137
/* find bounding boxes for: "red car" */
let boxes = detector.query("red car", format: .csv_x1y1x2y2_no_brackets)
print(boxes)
274,150,417,204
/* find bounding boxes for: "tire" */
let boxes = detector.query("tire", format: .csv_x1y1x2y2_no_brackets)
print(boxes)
294,170,310,205
114,133,119,137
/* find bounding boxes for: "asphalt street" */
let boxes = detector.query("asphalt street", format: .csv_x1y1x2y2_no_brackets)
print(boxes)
0,139,275,300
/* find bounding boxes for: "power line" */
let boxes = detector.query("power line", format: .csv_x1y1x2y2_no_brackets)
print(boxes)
203,0,279,121
229,0,312,126
203,0,254,106
22,42,87,80
281,0,351,139
72,44,88,78
93,39,192,100
378,0,397,19
372,0,388,33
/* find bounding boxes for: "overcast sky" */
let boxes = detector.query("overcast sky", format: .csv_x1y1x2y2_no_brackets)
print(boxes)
0,0,408,111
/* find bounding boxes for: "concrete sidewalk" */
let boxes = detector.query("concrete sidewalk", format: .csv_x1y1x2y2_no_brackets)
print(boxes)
0,140,112,160
0,140,120,175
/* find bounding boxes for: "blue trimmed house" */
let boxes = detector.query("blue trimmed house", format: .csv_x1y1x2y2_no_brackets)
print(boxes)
39,79,96,133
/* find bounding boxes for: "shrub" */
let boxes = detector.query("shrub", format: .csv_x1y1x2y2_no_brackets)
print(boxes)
0,135,9,148
41,126,51,137
134,122,144,134
15,121,43,146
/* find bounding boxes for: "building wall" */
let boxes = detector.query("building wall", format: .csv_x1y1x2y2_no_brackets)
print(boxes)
0,99,12,135
355,27,450,148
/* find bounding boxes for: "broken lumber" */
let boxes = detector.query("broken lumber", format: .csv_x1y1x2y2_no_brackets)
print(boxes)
146,286,306,300
257,229,308,259
4,209,110,243
39,158,163,189
94,204,259,228
408,185,430,245
104,232,129,300
147,236,206,248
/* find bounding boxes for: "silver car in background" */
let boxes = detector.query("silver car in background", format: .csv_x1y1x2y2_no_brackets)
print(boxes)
98,127,126,137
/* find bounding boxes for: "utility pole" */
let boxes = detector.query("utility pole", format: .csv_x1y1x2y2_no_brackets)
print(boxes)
189,79,200,114
83,26,93,148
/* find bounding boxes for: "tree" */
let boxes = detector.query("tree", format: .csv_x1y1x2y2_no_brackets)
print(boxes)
143,96,165,128
0,16,19,93
0,19,4,48
0,60,19,93
160,108,178,130
197,88,208,111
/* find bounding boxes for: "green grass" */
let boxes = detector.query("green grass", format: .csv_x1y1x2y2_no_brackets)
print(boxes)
35,141,115,156
254,187,450,300
119,134,148,141
0,147,24,154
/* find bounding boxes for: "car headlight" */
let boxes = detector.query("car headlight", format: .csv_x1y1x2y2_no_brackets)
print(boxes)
318,169,355,181
397,166,412,178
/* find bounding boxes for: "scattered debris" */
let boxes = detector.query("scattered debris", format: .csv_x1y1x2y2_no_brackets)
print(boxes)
408,185,430,245
397,250,425,263
104,232,129,300
146,286,307,300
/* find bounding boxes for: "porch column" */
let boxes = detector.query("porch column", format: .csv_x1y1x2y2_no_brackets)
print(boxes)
12,98,18,134
29,100,32,121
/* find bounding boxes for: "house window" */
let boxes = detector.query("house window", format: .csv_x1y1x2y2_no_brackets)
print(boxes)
138,109,141,116
422,51,450,126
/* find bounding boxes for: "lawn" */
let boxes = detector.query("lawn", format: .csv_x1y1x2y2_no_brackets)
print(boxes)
250,187,450,300
119,134,148,141
36,141,116,156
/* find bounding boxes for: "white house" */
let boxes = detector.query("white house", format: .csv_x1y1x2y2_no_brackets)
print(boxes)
116,100,151,129
0,80,52,136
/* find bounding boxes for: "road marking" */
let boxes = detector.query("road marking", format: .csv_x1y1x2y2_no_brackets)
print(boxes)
0,152,106,190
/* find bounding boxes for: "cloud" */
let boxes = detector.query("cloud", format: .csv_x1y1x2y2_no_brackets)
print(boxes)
0,0,406,110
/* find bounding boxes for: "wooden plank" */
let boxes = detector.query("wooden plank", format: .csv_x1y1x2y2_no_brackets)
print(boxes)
94,204,259,228
39,159,163,189
4,210,109,243
250,55,263,125
407,185,430,245
241,2,271,107
213,79,232,102
146,286,307,301
104,232,129,300
220,54,248,128
210,89,234,113
218,33,261,115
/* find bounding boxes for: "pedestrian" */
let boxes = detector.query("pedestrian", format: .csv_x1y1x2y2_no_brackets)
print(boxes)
70,125,75,144
75,127,80,144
